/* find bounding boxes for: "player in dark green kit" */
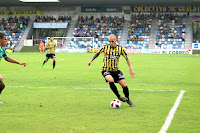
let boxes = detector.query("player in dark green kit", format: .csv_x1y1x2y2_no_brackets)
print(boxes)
0,33,27,104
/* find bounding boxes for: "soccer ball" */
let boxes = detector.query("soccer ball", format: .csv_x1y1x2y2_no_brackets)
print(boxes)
110,99,121,109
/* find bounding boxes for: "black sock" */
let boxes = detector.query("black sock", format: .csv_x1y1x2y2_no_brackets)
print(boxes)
123,86,129,100
53,61,55,69
109,82,120,98
43,60,47,65
0,88,4,94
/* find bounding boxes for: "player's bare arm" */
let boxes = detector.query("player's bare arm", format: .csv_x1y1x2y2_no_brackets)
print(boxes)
126,57,135,78
5,56,27,66
88,52,100,66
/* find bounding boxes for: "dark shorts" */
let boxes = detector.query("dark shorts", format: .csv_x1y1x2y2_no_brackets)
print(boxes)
102,70,125,83
46,54,56,59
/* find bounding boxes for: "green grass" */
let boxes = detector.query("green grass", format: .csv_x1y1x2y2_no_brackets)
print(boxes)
0,53,199,133
20,46,40,52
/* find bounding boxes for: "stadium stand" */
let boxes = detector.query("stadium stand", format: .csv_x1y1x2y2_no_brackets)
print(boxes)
35,15,71,23
125,14,152,49
4,13,196,51
0,16,29,49
34,16,71,40
67,15,124,49
192,15,200,43
156,13,186,49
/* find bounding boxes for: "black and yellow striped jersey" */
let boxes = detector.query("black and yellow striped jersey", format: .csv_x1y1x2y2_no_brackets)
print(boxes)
46,41,56,54
98,45,128,71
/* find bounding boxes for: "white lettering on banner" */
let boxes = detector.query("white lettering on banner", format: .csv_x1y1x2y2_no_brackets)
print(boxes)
34,22,68,29
151,50,161,54
162,49,192,54
86,8,96,12
125,49,142,53
107,8,117,11
55,48,86,53
142,49,161,54
125,49,192,54
169,51,189,54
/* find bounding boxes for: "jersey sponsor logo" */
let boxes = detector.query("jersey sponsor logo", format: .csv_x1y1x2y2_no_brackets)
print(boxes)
106,54,119,59
106,54,110,58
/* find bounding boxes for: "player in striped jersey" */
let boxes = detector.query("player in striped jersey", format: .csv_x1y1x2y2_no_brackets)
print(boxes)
0,33,27,104
88,34,135,107
41,37,56,70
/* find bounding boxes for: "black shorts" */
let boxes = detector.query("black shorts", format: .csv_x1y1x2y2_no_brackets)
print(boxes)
102,70,125,83
46,54,56,59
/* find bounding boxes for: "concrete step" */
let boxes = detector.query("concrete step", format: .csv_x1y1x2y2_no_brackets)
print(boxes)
149,17,159,49
120,20,130,47
14,19,35,52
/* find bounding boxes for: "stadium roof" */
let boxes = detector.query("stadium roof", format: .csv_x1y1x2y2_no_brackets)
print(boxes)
0,0,199,6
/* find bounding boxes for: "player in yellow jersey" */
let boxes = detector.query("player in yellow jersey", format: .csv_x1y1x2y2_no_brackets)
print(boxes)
41,37,56,70
88,34,136,107
0,33,27,104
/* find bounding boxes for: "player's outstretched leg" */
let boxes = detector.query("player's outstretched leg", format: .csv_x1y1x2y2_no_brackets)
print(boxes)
0,75,5,104
41,59,48,67
123,86,135,107
109,82,128,102
53,59,55,70
119,79,135,107
105,75,127,102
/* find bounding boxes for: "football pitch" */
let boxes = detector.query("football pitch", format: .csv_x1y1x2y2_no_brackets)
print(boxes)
0,53,199,133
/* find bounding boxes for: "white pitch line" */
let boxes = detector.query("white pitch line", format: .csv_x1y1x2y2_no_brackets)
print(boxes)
6,86,179,92
159,90,186,133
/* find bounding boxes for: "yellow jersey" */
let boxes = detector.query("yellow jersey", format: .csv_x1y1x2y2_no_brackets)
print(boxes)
98,45,128,71
46,41,56,54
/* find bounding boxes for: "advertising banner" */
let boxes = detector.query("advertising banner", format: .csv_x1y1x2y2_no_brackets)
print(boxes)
125,49,192,54
55,48,86,53
24,39,33,46
89,49,99,53
126,49,142,53
34,22,68,29
81,7,122,12
192,43,200,50
0,11,44,16
161,49,192,54
132,6,200,12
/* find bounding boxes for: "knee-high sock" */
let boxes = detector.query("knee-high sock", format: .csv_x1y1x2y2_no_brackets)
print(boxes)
0,87,5,94
53,61,55,69
0,80,4,94
43,60,47,65
109,82,120,98
123,86,129,100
